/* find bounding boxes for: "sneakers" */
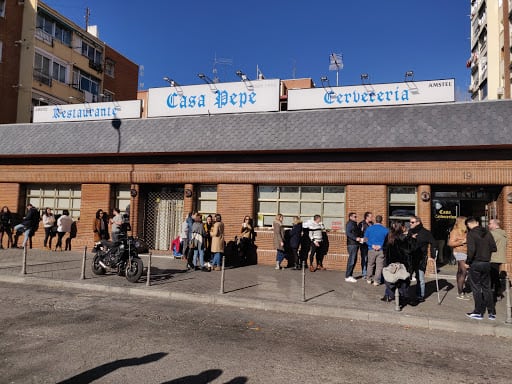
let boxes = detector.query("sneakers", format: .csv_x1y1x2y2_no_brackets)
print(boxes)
456,293,470,300
372,282,380,286
488,314,496,321
366,279,372,285
465,312,483,320
345,276,357,283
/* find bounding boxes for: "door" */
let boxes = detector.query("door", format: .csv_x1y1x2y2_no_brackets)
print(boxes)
144,191,184,251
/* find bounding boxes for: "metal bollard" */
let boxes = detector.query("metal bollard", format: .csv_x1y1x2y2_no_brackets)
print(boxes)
146,252,152,287
20,246,27,275
219,256,226,294
394,286,401,311
80,246,87,280
505,275,512,325
301,261,306,302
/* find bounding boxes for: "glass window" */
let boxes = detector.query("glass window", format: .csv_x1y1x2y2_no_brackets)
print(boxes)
197,185,217,217
388,186,417,223
113,185,131,215
0,0,5,18
257,186,345,230
52,61,66,83
105,59,115,77
26,184,81,219
34,53,51,86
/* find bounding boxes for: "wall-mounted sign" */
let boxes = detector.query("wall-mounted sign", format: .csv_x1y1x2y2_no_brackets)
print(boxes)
287,79,455,111
33,100,142,123
147,79,280,117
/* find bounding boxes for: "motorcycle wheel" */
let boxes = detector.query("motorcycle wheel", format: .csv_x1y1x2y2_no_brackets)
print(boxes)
91,254,106,275
125,257,143,283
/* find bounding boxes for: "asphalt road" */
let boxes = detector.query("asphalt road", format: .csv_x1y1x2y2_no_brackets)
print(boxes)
1,282,510,384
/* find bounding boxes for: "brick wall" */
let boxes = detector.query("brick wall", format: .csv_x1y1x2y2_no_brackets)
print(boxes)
74,184,111,249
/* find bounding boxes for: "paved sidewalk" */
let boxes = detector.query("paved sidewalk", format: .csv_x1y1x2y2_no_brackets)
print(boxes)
0,247,511,338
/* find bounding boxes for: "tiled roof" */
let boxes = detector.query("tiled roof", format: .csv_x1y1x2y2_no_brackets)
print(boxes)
0,100,511,157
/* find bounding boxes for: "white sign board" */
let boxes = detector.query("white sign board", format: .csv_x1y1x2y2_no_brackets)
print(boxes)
147,79,280,117
287,79,455,110
33,100,142,123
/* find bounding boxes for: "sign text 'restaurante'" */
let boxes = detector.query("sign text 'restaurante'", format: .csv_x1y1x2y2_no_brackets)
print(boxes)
53,106,119,120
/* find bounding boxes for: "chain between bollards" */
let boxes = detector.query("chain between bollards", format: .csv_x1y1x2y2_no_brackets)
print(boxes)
80,246,87,280
20,246,27,275
146,252,152,287
219,256,226,294
505,275,512,325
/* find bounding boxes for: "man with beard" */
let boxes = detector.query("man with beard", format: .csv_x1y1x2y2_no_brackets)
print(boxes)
408,216,437,303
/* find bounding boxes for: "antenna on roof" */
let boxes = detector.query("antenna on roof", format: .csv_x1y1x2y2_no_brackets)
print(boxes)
329,53,343,86
212,53,233,83
85,7,90,30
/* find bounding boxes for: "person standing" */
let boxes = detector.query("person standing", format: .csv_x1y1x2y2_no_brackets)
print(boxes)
345,212,362,282
488,218,508,303
364,215,388,286
273,214,285,270
203,214,214,264
358,212,373,280
42,207,56,250
93,209,109,242
289,216,303,270
408,216,437,303
448,216,469,300
55,210,72,251
110,208,124,243
465,217,497,320
191,214,207,271
307,215,325,271
210,213,225,271
239,215,254,265
0,206,13,249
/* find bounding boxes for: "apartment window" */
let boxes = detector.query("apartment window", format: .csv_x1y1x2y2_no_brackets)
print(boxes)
52,61,66,83
34,52,51,86
26,184,81,219
81,41,102,64
73,68,99,95
388,186,417,223
36,12,71,46
101,90,115,102
104,59,115,77
197,185,217,217
257,186,345,230
0,0,6,18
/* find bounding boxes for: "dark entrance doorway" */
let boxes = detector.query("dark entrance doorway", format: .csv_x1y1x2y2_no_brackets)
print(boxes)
431,186,501,265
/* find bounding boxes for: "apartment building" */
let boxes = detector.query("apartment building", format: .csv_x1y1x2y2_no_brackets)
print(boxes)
469,0,512,100
0,0,138,124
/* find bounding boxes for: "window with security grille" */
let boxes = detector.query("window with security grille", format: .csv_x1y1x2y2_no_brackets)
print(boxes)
257,186,345,230
26,185,81,219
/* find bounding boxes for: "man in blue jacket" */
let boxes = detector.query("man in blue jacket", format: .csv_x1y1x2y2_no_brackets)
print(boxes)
364,215,389,286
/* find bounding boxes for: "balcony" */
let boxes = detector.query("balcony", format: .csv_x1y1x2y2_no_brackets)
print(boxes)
35,28,53,47
88,60,103,73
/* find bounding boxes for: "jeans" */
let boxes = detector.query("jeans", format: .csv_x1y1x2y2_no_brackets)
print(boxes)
276,249,286,264
345,244,359,278
193,248,205,267
414,268,426,299
14,224,31,248
360,244,368,278
212,252,222,267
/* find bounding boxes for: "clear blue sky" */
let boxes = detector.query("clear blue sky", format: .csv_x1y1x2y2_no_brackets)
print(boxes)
43,0,471,100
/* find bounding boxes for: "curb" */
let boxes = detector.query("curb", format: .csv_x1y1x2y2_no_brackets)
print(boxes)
1,274,512,339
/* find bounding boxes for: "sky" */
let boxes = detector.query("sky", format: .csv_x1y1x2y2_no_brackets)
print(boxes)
43,0,472,101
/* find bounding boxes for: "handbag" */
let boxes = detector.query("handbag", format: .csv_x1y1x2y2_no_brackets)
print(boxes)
383,263,409,283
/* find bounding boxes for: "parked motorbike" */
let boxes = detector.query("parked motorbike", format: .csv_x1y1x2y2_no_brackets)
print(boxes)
91,234,144,283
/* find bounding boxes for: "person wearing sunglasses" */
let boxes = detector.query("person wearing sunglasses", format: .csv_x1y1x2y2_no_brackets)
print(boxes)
408,216,437,303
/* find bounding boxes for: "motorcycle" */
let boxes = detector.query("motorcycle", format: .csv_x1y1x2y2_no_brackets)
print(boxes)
91,234,144,283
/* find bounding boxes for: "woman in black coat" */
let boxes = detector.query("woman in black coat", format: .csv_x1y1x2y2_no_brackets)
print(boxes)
381,221,415,302
289,216,303,269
